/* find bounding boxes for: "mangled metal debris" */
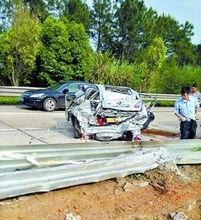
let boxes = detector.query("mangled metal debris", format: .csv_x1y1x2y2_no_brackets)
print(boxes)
65,84,156,141
0,148,169,200
65,213,81,220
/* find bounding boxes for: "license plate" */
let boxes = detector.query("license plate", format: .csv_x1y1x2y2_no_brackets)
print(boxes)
107,118,117,123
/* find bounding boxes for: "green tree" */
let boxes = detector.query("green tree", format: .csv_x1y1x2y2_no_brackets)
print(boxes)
0,4,41,86
47,0,91,33
0,0,16,31
154,15,196,65
159,57,182,93
91,0,114,52
196,44,201,66
114,0,157,61
136,37,167,92
0,0,49,29
63,0,91,33
85,52,134,87
159,58,201,94
37,16,92,86
23,0,49,21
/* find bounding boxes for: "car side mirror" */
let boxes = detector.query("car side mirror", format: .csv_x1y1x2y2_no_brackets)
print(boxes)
82,85,88,92
63,88,69,94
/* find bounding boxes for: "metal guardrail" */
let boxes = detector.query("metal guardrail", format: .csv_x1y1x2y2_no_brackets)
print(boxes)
0,86,180,101
0,86,44,97
0,140,201,200
140,93,180,101
0,148,167,200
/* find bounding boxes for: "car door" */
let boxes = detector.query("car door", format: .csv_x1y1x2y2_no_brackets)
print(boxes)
58,83,80,108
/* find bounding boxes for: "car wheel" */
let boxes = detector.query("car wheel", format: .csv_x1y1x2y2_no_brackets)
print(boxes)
73,118,81,139
43,98,57,112
122,131,133,141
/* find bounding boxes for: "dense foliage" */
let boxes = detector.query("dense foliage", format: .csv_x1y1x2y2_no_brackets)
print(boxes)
0,0,201,93
35,16,93,86
0,4,41,86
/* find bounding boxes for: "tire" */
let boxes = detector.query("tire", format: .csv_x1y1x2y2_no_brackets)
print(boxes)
73,118,81,139
123,131,133,141
43,98,57,112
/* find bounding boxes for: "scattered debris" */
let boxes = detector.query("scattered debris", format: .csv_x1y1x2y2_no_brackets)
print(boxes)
123,181,149,191
116,177,127,187
65,213,81,220
185,199,197,212
169,212,187,220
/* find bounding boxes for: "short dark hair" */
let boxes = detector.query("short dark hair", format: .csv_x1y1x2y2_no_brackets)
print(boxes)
192,82,197,88
180,86,190,95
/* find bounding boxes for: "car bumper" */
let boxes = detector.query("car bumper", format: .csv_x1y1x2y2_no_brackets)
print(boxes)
83,121,143,140
20,97,43,108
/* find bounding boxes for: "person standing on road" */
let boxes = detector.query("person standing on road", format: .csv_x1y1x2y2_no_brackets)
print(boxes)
174,86,199,139
190,82,201,104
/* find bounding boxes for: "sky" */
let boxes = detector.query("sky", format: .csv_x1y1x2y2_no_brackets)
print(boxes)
144,0,201,44
87,0,201,45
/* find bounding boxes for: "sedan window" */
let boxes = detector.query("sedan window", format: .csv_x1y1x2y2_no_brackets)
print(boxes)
66,83,79,93
48,81,66,91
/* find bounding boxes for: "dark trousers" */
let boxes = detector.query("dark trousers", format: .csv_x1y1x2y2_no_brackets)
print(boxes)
180,120,197,139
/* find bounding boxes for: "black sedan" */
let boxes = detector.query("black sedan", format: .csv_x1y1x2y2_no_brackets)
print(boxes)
20,81,89,111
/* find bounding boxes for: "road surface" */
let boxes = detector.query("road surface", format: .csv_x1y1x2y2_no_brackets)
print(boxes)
0,105,200,145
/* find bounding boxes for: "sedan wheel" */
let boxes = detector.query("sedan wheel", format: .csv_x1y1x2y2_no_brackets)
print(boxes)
43,98,57,112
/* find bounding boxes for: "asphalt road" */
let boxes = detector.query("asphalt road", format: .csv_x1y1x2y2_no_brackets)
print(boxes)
0,105,200,145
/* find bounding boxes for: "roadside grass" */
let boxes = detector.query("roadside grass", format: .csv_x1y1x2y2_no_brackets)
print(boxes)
0,96,19,105
155,100,174,107
144,100,174,107
193,146,201,152
0,97,175,107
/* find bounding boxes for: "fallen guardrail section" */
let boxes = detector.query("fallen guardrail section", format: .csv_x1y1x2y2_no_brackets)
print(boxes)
0,140,201,200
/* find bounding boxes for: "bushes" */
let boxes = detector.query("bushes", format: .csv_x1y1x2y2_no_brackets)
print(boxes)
85,53,134,87
159,58,201,94
85,52,201,94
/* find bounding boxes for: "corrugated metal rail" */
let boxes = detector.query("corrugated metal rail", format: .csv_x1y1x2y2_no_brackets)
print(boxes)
0,86,180,100
1,140,200,172
0,140,200,200
0,86,44,97
0,148,168,200
0,142,134,172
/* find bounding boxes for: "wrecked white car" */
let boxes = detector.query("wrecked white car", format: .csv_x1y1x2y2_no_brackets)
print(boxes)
65,84,155,141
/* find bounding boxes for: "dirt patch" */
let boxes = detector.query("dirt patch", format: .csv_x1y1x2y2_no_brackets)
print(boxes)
143,128,179,138
0,165,201,220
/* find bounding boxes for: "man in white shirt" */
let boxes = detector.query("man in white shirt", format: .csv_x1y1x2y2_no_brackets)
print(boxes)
190,83,201,104
174,86,199,139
